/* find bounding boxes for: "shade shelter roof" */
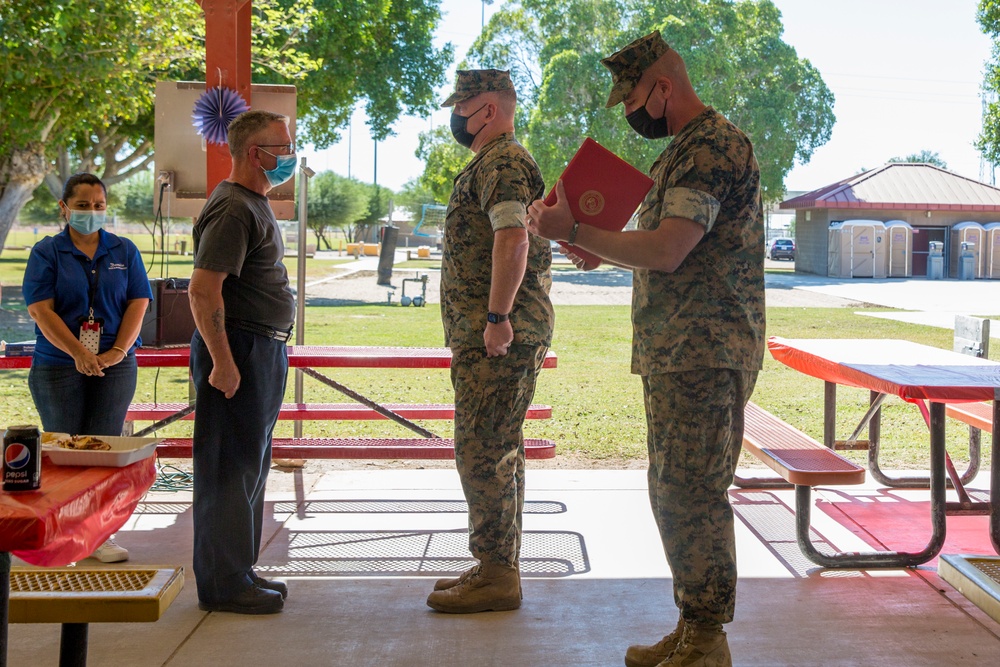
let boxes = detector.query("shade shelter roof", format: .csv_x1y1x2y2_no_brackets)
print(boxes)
780,162,1000,212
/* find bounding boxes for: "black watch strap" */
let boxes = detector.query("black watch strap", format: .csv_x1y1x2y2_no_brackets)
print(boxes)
487,312,510,324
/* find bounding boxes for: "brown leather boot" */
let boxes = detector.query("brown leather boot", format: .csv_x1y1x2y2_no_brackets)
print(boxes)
425,562,520,613
625,618,685,667
656,623,731,667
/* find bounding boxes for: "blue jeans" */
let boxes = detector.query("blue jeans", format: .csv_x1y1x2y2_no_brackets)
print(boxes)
28,356,138,435
190,327,288,603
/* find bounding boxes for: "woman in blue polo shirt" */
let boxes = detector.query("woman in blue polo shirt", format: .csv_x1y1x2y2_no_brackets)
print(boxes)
22,172,152,563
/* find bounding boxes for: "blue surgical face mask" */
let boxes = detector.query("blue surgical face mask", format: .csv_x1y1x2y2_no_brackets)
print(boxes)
259,149,297,187
67,210,106,235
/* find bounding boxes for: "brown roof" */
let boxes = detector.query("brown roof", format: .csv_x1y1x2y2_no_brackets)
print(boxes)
779,163,1000,212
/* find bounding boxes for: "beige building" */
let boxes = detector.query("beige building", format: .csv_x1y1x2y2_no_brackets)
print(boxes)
780,163,1000,277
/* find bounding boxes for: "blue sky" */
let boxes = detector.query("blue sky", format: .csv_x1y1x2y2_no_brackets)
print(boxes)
301,0,994,196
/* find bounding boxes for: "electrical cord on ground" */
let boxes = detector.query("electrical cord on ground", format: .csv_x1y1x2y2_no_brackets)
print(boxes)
152,461,194,492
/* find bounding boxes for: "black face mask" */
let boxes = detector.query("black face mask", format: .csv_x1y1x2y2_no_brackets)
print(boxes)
626,84,670,139
450,103,488,148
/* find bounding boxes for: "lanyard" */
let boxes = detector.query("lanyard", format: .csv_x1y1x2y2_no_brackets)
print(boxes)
78,256,100,323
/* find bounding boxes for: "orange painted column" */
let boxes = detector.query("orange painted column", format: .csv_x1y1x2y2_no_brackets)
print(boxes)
199,0,252,197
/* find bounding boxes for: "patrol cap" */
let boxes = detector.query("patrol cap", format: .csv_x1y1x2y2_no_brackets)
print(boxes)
600,30,670,108
441,69,514,107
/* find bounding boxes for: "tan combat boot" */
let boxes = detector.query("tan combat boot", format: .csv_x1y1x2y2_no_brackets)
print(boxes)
434,559,521,596
656,623,731,667
624,618,685,667
433,564,478,591
425,562,520,613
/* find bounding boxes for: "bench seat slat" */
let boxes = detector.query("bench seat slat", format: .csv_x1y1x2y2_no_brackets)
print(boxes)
158,437,556,460
128,402,552,421
9,566,185,624
945,401,993,432
743,402,865,487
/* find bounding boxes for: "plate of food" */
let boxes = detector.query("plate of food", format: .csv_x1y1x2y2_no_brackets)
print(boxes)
41,435,162,467
40,432,71,446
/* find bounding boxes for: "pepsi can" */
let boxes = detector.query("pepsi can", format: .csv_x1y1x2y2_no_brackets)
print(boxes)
3,425,41,492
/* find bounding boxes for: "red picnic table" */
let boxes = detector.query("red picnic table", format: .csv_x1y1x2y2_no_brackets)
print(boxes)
1,345,559,370
1,346,560,459
0,457,156,666
768,336,1000,567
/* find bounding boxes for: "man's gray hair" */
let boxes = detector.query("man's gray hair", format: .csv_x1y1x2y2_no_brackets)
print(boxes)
227,110,289,158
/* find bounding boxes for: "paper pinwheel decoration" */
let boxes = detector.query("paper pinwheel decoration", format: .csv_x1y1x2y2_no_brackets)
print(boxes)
191,86,250,145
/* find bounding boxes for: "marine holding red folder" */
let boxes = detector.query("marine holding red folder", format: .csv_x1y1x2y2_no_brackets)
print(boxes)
525,29,765,667
542,137,653,268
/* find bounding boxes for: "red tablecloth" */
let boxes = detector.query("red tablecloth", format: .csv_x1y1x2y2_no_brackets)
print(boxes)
768,337,1000,403
0,458,155,566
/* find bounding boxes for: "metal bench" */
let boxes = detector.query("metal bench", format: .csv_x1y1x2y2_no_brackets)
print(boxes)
127,402,552,421
9,566,184,667
738,401,866,488
157,436,557,460
946,401,993,432
737,402,873,567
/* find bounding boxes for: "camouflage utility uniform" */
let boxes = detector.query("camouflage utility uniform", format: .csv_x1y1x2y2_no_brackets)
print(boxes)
633,107,765,626
441,131,554,568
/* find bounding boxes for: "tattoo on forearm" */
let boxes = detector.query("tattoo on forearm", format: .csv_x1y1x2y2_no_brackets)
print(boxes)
211,308,225,333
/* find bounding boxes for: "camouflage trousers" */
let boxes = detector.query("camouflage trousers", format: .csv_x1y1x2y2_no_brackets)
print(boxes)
642,368,758,626
451,344,548,567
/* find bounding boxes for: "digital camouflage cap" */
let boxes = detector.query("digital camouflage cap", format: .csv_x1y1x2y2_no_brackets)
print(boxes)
441,69,515,107
600,30,670,108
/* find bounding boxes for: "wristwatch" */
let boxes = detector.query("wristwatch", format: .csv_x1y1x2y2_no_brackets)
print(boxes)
567,219,581,245
487,312,510,324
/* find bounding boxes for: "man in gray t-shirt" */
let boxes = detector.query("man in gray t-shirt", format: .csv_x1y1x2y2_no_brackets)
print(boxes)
193,181,294,330
188,109,296,616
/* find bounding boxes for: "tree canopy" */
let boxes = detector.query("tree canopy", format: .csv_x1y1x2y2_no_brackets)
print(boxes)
305,171,370,247
290,0,454,146
977,0,1000,165
0,0,451,253
418,0,836,205
889,150,948,169
0,0,203,248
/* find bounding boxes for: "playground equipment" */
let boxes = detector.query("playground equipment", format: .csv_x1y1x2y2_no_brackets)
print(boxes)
412,204,446,239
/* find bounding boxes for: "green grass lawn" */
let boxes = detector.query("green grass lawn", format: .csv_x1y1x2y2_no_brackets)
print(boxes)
0,230,352,285
0,300,991,470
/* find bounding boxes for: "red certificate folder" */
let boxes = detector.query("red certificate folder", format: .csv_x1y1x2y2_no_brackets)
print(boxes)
544,137,653,267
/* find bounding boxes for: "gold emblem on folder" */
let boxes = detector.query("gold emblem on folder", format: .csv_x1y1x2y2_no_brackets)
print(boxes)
579,190,605,216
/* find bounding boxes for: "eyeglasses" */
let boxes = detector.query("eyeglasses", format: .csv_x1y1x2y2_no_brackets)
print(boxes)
257,143,296,155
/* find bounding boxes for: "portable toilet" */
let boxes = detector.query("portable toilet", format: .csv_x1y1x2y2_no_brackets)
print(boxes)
982,222,1000,279
827,222,845,276
949,221,985,278
885,219,912,278
828,219,887,278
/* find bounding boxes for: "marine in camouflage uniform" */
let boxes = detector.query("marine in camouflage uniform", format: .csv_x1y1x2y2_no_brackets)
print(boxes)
526,31,764,667
427,69,554,614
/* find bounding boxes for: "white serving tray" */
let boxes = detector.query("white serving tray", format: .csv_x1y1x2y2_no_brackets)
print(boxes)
42,435,162,467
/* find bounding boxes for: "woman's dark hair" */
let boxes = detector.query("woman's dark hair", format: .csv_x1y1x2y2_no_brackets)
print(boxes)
61,173,107,202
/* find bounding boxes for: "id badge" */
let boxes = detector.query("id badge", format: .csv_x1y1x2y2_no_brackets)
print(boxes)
79,319,102,354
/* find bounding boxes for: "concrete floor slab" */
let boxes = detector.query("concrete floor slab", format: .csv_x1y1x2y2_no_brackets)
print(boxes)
6,469,1000,666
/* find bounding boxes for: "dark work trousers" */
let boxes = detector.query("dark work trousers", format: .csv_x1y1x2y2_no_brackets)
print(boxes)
190,327,288,603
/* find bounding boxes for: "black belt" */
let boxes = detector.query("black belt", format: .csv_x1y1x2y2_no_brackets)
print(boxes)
226,318,293,343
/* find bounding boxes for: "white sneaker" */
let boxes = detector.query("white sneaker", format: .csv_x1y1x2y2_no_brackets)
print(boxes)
91,538,129,563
